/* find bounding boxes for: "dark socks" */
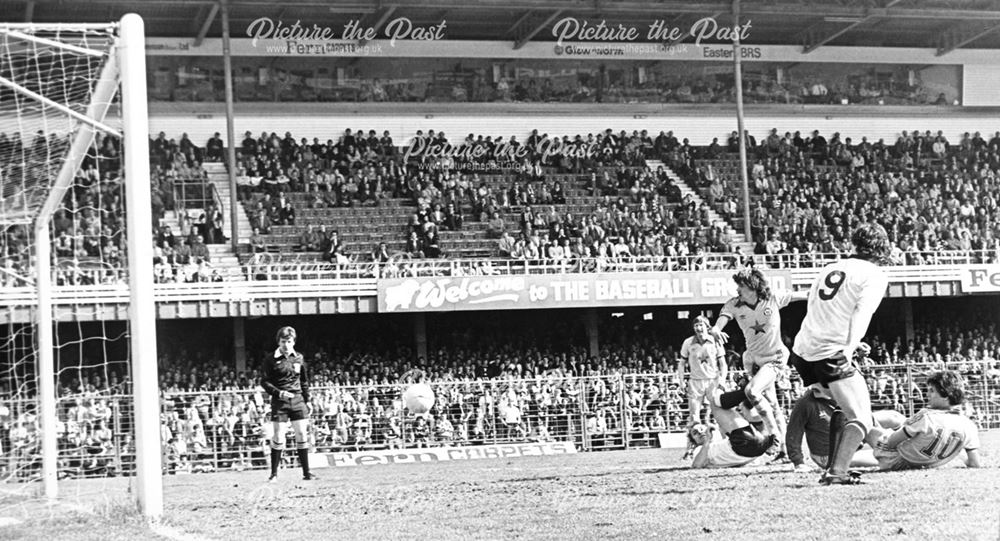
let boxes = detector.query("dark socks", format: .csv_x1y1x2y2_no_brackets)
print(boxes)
828,409,846,464
270,447,281,477
297,448,310,477
829,420,866,475
718,386,748,410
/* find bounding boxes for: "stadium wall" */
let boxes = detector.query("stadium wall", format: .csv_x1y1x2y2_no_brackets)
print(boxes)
147,103,1000,146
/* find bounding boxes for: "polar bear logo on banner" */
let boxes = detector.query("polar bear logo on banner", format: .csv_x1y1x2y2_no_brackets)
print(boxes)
384,279,422,312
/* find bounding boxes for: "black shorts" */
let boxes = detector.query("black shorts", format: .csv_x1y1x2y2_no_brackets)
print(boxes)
728,425,774,458
790,352,857,388
271,394,309,422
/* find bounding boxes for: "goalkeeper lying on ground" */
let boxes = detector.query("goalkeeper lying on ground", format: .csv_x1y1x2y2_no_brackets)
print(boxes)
689,387,779,469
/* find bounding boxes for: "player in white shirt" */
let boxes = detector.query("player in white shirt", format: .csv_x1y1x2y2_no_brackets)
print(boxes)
710,268,808,455
679,315,728,428
690,386,778,468
790,223,891,485
869,370,982,471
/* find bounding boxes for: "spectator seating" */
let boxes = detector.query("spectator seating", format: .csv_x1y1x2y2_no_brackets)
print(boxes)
233,129,740,264
673,129,1000,266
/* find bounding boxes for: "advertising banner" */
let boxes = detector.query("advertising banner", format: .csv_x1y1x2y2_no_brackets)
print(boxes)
377,271,792,313
143,37,985,65
324,441,577,467
959,265,1000,293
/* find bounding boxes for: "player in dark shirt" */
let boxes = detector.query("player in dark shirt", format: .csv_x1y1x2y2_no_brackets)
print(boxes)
786,384,904,471
260,326,317,481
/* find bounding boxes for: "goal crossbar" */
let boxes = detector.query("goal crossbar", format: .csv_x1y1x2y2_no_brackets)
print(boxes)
0,28,108,57
0,23,118,31
0,75,123,138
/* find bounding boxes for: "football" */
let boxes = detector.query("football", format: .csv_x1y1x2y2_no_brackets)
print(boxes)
402,383,436,414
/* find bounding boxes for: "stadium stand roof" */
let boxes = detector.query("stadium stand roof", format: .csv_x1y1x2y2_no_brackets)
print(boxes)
5,0,1000,55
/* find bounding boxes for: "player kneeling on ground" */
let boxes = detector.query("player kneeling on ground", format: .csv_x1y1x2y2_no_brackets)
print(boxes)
690,387,778,469
868,370,982,471
786,383,905,471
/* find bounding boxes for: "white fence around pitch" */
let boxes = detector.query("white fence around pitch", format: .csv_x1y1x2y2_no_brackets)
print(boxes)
2,249,998,288
242,249,1000,281
2,362,998,480
0,250,996,310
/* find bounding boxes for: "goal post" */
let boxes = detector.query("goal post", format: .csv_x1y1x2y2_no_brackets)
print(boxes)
119,13,162,519
0,14,161,519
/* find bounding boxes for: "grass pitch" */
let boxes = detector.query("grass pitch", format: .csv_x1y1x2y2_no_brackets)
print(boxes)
3,433,1000,541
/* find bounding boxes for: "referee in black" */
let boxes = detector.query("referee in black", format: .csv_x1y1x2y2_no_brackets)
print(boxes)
261,326,317,481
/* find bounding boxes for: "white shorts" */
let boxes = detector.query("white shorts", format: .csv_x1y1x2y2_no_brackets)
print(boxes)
704,439,756,468
875,452,915,471
687,379,716,405
744,348,789,369
873,434,917,471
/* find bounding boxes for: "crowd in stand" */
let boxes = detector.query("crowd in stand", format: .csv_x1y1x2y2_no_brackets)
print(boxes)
3,316,999,478
149,132,232,284
1,130,127,286
0,129,230,286
226,125,1000,271
232,127,745,265
2,304,999,478
5,124,1000,287
671,129,1000,265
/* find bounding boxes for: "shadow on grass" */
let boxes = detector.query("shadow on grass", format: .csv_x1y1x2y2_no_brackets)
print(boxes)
641,466,692,474
615,486,737,496
501,466,689,483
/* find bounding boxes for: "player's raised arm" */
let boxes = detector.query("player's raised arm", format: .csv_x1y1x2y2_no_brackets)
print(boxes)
710,312,732,344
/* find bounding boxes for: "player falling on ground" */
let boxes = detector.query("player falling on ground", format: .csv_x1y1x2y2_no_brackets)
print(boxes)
689,387,778,469
260,326,318,481
786,382,905,471
710,268,808,458
868,370,982,471
678,315,728,459
790,222,891,485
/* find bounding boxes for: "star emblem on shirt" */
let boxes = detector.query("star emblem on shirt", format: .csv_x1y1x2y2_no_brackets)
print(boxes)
750,320,767,334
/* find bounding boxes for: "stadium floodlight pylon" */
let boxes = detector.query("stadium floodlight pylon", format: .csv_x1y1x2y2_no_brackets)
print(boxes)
0,14,160,518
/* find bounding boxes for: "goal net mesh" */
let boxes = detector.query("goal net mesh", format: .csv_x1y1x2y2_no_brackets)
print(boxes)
0,23,137,511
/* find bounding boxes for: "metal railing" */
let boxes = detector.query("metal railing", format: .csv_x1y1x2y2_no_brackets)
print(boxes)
173,178,215,215
242,249,1000,281
2,248,997,288
2,361,997,479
